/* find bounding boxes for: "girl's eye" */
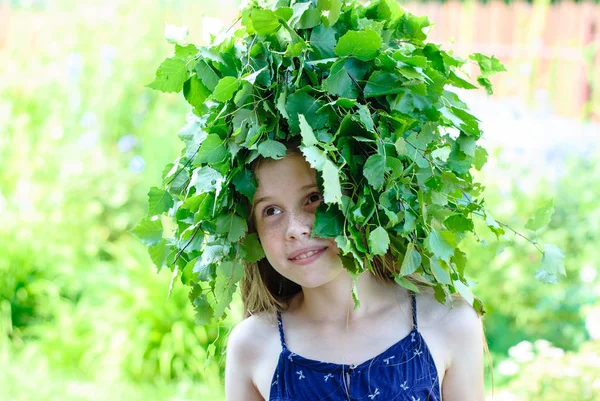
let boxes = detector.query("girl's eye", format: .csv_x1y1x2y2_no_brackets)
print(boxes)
263,206,281,217
308,192,323,204
262,192,322,218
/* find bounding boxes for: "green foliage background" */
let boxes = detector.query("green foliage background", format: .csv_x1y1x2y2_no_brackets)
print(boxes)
0,0,598,400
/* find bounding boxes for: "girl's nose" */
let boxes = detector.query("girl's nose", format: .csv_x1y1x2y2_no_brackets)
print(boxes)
285,210,314,240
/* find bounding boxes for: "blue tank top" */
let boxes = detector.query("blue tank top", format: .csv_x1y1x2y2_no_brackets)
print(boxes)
269,292,441,401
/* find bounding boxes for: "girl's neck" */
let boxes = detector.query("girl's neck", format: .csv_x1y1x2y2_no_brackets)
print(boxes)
290,269,403,325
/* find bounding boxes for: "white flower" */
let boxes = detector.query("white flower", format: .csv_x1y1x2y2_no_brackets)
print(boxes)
585,307,600,340
508,340,534,363
580,264,597,283
497,360,519,376
164,22,189,46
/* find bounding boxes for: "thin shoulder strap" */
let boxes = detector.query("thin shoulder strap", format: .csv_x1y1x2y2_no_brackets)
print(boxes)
276,311,288,350
411,291,418,329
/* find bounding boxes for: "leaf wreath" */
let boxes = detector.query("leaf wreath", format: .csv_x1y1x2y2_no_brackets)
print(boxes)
135,0,565,325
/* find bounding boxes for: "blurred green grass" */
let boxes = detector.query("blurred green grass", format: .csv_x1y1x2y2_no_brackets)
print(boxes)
0,0,598,400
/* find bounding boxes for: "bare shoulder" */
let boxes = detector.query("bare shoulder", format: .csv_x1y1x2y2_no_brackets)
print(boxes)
225,311,279,401
226,311,278,366
417,292,482,336
415,292,484,362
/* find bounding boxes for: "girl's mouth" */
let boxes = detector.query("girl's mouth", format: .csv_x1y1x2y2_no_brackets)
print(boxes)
289,247,328,264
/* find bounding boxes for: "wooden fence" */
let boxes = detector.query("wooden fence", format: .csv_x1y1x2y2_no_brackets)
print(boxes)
1,1,599,121
405,1,600,121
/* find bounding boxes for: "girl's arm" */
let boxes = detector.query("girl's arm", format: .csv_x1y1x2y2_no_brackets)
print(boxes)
225,319,265,401
441,301,486,401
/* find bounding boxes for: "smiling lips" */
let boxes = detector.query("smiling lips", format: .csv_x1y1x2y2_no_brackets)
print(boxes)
289,246,328,261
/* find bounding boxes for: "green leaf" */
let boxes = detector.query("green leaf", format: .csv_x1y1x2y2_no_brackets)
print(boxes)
313,204,344,238
286,91,328,133
289,2,311,27
364,71,403,97
477,76,493,95
318,0,342,27
298,114,319,147
378,0,404,23
195,244,224,276
301,145,328,170
194,60,219,91
148,239,169,271
400,242,421,275
250,9,282,36
400,14,430,43
291,3,321,29
394,275,420,293
233,169,258,201
242,66,267,85
430,257,451,285
309,25,337,59
234,82,253,106
276,89,290,119
322,159,343,205
196,134,228,164
394,137,407,156
212,76,240,103
214,260,244,318
147,187,174,216
448,71,477,90
453,280,474,306
485,211,505,238
188,166,225,195
473,147,488,171
469,53,507,77
535,244,566,284
240,233,265,262
323,60,358,98
356,104,375,132
431,146,451,162
216,214,248,242
444,214,474,233
425,228,454,263
183,192,215,218
285,42,306,58
334,29,382,61
258,140,287,160
525,199,554,231
146,58,188,93
183,75,210,109
457,135,477,156
175,44,198,60
131,218,163,246
193,296,214,325
452,248,467,276
363,154,386,191
369,226,389,256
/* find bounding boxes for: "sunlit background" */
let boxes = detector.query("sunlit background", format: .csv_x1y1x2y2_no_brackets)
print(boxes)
1,0,598,400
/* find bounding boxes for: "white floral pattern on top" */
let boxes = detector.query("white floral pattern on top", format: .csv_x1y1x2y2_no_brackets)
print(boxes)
368,388,380,399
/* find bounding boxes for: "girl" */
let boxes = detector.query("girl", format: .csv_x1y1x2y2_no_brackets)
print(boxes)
225,144,485,401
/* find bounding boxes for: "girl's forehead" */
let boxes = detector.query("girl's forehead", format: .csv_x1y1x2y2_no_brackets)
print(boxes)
254,155,316,193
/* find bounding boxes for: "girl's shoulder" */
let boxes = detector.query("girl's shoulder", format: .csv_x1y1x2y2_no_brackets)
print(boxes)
226,311,280,366
416,291,483,350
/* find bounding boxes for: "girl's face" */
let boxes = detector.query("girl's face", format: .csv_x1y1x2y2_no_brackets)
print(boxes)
253,154,343,288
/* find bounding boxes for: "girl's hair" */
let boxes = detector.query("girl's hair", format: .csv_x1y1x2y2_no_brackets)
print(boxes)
239,140,431,318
